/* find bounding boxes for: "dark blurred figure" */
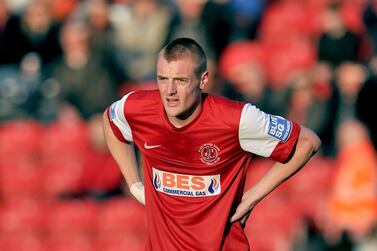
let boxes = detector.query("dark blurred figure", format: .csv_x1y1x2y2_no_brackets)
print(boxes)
0,0,11,65
229,0,265,41
168,0,233,61
356,75,377,151
318,5,360,68
219,40,287,116
84,0,114,62
50,0,78,22
48,19,120,120
286,71,335,155
111,0,173,82
4,0,62,65
363,0,377,56
363,0,377,77
84,0,125,82
334,63,367,126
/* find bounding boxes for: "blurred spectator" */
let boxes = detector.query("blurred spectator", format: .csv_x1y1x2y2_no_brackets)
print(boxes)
84,0,125,83
310,63,338,155
84,114,123,199
3,0,62,65
168,0,233,61
50,0,78,22
286,71,335,155
229,0,265,41
332,63,368,154
219,40,287,115
363,0,377,76
0,53,59,121
334,63,366,122
200,0,233,59
363,0,377,56
111,0,172,82
325,120,377,244
318,5,360,67
0,0,10,65
85,0,113,59
47,19,120,120
356,75,377,151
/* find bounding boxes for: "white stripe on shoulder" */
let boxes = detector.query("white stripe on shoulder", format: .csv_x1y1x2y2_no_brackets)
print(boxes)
111,91,134,142
238,103,279,157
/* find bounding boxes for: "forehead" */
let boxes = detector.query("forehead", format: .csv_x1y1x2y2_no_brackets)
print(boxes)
156,55,197,77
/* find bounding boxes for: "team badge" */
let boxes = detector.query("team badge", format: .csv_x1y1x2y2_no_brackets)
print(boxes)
199,143,220,165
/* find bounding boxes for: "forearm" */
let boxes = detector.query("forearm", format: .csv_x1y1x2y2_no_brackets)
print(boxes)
245,126,321,203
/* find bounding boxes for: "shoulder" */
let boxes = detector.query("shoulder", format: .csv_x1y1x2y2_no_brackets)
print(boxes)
204,94,246,127
206,94,246,113
125,89,160,101
122,89,161,117
123,89,160,107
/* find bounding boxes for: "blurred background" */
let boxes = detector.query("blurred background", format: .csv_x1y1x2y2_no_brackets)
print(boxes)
0,0,376,250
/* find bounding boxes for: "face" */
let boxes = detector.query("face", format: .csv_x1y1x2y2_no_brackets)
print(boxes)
156,54,208,126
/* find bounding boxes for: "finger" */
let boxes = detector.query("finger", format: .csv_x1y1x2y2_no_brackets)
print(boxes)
240,212,250,225
230,204,247,223
230,213,240,223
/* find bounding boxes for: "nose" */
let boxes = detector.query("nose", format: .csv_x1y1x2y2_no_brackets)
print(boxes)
167,80,177,95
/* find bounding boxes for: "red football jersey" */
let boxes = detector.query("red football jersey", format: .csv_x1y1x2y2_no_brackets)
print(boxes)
107,90,300,251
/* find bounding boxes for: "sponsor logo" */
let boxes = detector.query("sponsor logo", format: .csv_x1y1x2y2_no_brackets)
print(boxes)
109,101,119,121
199,143,220,165
144,142,161,149
152,168,221,197
153,172,161,189
268,115,292,142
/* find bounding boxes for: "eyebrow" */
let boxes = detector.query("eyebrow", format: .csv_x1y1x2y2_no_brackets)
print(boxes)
174,77,189,81
156,75,189,81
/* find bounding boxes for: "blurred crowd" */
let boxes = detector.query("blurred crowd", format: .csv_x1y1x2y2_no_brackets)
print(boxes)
0,0,377,250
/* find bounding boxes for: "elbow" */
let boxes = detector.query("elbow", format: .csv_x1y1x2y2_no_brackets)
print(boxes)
300,126,322,156
311,133,322,155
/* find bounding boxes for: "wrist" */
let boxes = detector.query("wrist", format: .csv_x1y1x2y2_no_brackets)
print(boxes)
130,181,145,205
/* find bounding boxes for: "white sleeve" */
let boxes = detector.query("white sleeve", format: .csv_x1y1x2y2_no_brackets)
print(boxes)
238,103,293,157
109,92,134,142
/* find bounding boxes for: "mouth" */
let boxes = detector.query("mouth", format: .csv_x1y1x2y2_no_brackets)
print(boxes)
166,97,179,107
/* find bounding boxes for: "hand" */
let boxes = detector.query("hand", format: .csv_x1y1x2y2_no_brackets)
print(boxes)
229,191,259,225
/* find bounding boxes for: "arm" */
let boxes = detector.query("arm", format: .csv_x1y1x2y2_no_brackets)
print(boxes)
230,126,321,224
102,110,145,204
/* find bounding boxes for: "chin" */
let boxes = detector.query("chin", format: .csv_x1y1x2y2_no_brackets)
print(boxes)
164,106,182,118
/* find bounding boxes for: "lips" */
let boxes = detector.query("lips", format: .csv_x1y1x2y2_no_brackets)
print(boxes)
166,97,179,107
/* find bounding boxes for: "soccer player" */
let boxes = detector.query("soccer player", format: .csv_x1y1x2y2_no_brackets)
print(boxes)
103,38,321,251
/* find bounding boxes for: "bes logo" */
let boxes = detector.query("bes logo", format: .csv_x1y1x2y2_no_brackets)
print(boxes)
152,168,221,197
199,143,220,165
153,173,161,189
208,178,220,194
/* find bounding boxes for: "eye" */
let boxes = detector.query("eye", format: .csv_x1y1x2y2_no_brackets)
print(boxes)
176,78,189,85
157,76,168,83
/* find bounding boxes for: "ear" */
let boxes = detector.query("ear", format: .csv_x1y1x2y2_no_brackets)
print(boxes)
199,71,209,90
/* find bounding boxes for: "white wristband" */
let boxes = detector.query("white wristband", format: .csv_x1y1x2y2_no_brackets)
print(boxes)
130,181,145,205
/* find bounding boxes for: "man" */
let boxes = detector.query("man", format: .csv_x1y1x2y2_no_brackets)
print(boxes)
103,38,321,251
